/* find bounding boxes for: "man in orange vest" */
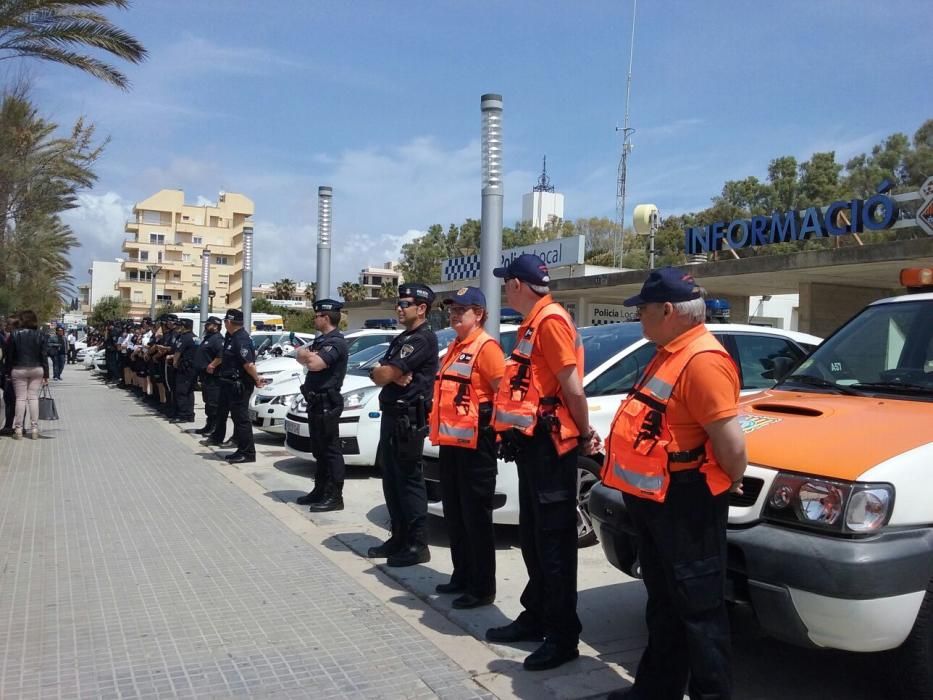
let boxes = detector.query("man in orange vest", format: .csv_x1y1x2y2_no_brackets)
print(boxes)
485,254,597,672
603,267,747,700
429,286,504,609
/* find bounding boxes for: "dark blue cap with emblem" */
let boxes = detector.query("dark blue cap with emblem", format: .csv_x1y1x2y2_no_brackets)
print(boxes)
623,266,703,306
493,253,551,286
224,308,244,323
206,316,222,325
443,286,487,308
398,283,435,306
313,298,344,312
179,318,193,329
165,314,179,323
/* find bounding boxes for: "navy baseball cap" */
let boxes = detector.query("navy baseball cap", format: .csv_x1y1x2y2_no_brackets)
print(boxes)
179,318,194,329
443,286,487,308
165,314,179,323
206,316,222,325
493,253,550,286
623,267,703,307
313,298,344,312
224,309,244,323
398,283,435,305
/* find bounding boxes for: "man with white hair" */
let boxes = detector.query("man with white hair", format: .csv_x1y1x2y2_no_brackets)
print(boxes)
603,267,747,700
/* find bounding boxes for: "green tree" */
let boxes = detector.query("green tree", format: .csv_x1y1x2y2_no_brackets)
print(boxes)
337,281,354,302
251,296,276,313
88,295,128,326
0,0,147,90
302,281,316,305
379,280,396,299
904,120,933,188
271,277,296,300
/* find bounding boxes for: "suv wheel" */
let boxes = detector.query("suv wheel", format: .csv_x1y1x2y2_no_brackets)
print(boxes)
896,580,933,699
576,456,601,548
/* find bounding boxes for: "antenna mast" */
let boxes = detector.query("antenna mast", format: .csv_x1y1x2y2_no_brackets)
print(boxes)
615,0,637,268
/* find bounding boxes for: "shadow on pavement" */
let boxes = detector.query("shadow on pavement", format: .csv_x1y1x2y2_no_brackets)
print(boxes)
263,489,307,504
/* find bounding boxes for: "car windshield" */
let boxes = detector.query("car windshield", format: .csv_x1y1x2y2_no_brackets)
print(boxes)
579,323,646,375
783,299,933,399
348,343,390,370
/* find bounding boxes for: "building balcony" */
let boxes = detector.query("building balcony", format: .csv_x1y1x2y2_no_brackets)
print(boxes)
125,220,139,232
163,281,187,292
165,243,184,252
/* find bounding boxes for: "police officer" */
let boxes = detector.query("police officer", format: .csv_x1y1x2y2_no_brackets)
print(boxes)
194,316,224,435
204,309,261,464
367,283,439,567
170,318,198,423
295,299,349,512
603,268,747,700
157,315,179,418
429,286,504,609
486,254,596,672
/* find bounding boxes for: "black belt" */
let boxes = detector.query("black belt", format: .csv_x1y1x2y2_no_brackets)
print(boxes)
668,445,705,463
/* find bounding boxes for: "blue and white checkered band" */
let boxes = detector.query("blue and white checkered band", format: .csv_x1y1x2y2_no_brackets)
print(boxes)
442,254,480,282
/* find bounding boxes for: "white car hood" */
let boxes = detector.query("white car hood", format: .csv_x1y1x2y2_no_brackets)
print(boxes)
256,374,303,399
256,357,303,376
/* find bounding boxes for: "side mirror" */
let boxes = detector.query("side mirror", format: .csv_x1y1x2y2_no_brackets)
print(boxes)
762,355,795,381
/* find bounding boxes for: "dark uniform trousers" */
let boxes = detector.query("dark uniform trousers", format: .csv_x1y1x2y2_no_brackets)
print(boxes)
211,380,254,457
438,434,497,598
377,410,428,544
514,427,581,647
201,374,220,425
164,364,177,417
174,367,196,420
623,470,731,700
308,409,345,486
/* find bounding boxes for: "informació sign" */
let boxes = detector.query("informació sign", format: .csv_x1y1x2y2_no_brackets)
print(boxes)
684,183,899,255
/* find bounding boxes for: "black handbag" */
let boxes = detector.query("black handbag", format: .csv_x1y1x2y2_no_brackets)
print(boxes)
39,384,59,421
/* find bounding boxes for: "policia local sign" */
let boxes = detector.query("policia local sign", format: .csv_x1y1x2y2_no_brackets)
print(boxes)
685,182,905,255
442,235,585,282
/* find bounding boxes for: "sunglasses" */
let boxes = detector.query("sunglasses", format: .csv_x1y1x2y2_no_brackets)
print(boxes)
396,299,420,309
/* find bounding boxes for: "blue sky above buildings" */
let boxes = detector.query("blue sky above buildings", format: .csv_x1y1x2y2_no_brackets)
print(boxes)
23,0,933,290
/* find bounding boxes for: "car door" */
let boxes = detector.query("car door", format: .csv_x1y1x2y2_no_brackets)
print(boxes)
716,332,808,393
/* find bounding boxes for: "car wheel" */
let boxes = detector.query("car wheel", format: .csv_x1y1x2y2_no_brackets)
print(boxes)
895,579,933,700
576,456,601,548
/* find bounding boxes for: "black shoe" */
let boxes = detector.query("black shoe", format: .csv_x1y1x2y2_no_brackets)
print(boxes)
200,438,222,447
485,619,544,644
225,453,255,464
451,593,495,609
194,425,214,435
308,485,344,512
435,581,466,595
220,439,236,449
387,543,430,568
367,537,404,559
296,482,327,506
522,640,579,671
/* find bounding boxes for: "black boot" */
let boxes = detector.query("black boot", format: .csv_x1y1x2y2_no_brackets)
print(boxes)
387,535,430,568
308,483,344,512
296,478,328,506
195,420,215,435
368,527,405,558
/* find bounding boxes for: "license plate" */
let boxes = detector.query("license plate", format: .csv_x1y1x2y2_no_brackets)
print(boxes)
248,409,258,421
285,421,300,435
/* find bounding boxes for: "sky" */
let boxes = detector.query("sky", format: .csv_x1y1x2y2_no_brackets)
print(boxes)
18,0,933,295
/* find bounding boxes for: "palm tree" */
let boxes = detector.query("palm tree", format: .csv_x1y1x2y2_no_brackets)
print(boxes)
271,277,296,300
379,280,396,299
0,0,147,90
302,281,316,306
337,281,354,302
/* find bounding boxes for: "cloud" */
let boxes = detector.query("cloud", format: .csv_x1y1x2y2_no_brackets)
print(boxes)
61,191,133,278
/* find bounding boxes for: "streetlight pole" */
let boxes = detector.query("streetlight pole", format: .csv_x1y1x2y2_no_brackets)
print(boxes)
316,187,332,300
146,264,162,319
199,248,210,335
480,93,503,342
242,222,254,333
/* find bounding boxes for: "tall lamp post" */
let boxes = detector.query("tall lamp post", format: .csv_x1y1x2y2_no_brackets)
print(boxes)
316,187,332,300
242,222,254,333
198,248,210,335
146,264,162,319
480,93,503,342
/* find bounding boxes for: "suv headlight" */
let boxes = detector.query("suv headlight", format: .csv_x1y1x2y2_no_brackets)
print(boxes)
271,393,298,406
289,395,306,413
343,386,381,410
765,473,894,534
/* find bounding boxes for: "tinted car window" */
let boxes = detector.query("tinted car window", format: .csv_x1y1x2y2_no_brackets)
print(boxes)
579,323,646,376
731,333,806,390
585,341,656,398
347,334,394,355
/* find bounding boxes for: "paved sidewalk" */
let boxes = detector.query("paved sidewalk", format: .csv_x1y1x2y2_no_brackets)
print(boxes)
0,372,494,700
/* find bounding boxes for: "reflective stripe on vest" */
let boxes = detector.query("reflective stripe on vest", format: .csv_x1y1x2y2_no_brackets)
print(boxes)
429,330,499,449
493,300,584,456
602,328,735,502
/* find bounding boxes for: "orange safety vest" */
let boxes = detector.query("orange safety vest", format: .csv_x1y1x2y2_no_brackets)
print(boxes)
602,328,734,502
429,328,499,450
493,300,584,456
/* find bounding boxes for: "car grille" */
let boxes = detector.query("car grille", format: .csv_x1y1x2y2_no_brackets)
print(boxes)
730,476,764,508
255,395,275,404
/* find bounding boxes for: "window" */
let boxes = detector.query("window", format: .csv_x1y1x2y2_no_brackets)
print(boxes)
585,342,657,398
156,294,172,303
182,254,191,263
139,251,149,262
149,233,165,244
729,334,806,390
141,210,162,225
133,290,143,301
192,236,203,245
157,252,163,263
215,256,228,265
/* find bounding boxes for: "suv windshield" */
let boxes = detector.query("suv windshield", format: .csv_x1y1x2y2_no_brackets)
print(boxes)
579,323,646,375
783,299,933,399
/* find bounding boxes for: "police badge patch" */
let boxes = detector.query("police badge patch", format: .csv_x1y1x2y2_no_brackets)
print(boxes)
399,343,414,359
457,352,473,362
240,347,250,359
